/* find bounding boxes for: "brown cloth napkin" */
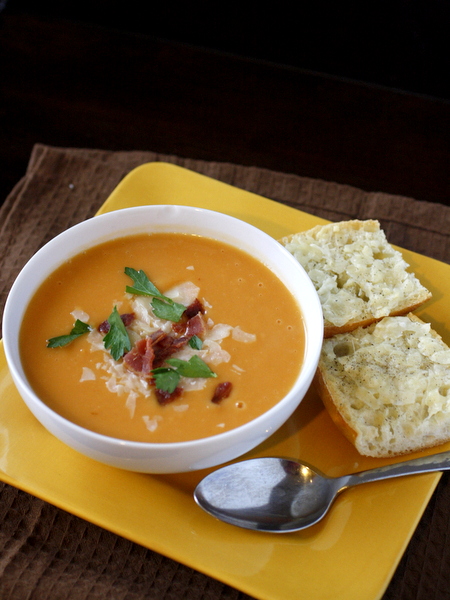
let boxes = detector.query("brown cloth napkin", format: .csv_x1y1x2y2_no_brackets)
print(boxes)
1,144,450,600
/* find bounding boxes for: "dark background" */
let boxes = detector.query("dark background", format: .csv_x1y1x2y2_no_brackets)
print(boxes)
5,0,450,99
1,0,449,206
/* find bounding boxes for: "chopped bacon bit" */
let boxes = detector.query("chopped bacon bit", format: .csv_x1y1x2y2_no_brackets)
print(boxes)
185,313,205,337
211,381,233,404
173,313,205,339
123,338,154,377
98,319,110,334
120,312,135,326
172,299,204,335
185,298,205,319
148,329,165,343
150,330,184,367
98,312,135,334
155,387,182,406
171,320,187,335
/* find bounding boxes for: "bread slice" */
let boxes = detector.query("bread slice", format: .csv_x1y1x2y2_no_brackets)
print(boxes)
315,314,450,457
279,220,431,337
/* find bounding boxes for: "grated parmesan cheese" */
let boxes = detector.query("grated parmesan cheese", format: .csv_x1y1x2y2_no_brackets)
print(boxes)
71,309,90,323
232,326,257,343
172,404,189,412
142,415,162,432
79,367,96,382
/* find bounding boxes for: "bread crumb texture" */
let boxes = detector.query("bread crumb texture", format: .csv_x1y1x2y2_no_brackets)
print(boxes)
318,315,450,457
280,220,431,331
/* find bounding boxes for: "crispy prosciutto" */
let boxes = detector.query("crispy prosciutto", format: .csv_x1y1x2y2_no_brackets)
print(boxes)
122,330,174,377
211,381,233,404
155,387,182,406
98,312,135,334
172,300,206,336
150,330,189,367
185,313,205,337
123,337,154,376
185,298,205,319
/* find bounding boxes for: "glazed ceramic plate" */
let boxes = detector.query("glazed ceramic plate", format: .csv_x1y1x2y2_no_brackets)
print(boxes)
1,163,449,600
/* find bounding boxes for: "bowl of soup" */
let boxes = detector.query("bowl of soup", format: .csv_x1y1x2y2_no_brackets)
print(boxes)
3,205,323,473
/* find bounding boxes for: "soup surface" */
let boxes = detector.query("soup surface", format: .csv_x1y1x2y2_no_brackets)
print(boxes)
20,233,306,442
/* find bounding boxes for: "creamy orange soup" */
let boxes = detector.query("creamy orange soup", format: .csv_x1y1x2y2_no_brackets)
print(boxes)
20,233,305,442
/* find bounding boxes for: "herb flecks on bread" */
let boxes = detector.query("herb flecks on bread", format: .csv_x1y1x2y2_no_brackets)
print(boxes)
280,220,431,337
315,314,450,457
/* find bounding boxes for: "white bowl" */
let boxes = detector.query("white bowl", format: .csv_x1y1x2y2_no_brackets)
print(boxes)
3,205,323,473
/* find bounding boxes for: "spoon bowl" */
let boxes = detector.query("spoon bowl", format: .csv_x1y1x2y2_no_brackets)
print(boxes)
194,450,450,532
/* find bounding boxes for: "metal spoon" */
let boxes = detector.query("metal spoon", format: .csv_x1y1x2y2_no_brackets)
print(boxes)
194,451,450,532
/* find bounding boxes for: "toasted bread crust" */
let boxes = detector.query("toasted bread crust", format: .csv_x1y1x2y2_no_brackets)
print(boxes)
323,298,432,338
314,368,358,445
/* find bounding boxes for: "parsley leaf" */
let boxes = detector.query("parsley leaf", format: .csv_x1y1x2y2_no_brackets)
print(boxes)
152,367,181,393
166,355,217,379
188,335,203,350
103,306,132,360
151,297,186,322
47,319,91,348
124,267,186,322
151,356,216,393
124,267,161,296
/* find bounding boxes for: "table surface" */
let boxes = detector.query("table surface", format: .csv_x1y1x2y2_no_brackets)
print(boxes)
1,3,450,600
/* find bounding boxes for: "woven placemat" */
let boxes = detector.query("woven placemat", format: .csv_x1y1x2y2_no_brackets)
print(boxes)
1,144,449,600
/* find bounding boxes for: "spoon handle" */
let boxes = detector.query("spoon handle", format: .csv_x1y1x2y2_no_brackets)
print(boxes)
346,449,450,488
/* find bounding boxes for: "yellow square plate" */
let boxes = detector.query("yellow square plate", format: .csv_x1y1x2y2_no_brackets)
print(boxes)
1,163,449,600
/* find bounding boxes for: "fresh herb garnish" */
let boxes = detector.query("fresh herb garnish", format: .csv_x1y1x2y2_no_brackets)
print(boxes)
150,297,184,322
124,267,162,296
103,306,132,360
47,319,92,348
166,355,215,378
152,355,216,393
151,368,182,393
125,267,186,322
188,335,203,350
